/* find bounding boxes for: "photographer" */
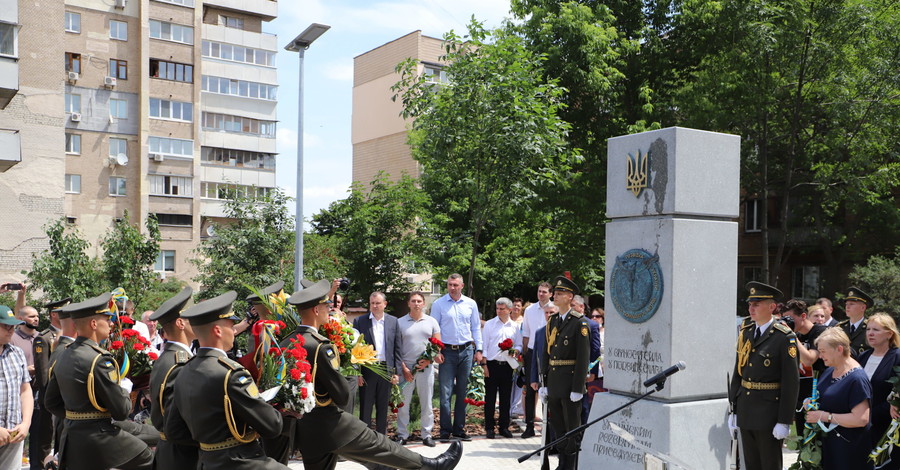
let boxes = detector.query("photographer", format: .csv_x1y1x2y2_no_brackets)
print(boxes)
784,299,827,434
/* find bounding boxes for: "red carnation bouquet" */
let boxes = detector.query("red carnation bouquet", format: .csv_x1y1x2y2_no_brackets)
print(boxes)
257,336,315,416
109,323,155,378
414,337,444,374
497,338,520,369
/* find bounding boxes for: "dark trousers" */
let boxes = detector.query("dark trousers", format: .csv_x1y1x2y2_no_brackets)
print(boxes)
739,428,783,470
341,376,358,414
548,396,582,456
523,350,537,428
30,401,53,469
359,366,391,434
438,346,475,436
485,361,513,432
261,415,296,464
302,421,423,470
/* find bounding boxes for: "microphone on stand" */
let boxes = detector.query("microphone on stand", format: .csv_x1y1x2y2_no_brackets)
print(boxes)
643,361,686,388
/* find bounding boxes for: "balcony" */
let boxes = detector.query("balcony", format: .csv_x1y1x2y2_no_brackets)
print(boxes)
0,57,17,109
0,129,21,171
203,0,276,21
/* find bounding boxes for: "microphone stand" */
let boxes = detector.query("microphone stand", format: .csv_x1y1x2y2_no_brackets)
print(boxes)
517,379,668,464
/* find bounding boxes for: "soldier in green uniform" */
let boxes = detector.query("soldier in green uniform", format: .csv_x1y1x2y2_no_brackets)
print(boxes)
44,298,77,464
539,276,590,470
164,290,288,469
837,286,873,358
44,292,154,470
728,282,799,470
31,297,69,467
287,280,463,470
148,286,198,469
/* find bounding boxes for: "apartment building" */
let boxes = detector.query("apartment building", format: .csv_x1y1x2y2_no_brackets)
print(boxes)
351,30,446,186
0,0,278,285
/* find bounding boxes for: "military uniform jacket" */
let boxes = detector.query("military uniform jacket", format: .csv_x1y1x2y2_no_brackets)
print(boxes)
839,318,871,358
541,309,591,398
33,326,60,392
41,336,74,409
729,321,800,430
149,341,197,469
291,326,366,453
164,348,285,470
44,337,149,470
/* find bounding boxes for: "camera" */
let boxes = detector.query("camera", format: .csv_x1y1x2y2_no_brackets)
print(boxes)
338,278,351,290
779,315,795,331
3,283,23,290
245,306,259,324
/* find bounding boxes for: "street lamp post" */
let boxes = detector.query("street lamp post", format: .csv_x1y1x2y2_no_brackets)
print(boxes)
285,23,330,292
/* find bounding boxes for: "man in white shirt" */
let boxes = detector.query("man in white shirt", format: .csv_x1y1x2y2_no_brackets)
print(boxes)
519,281,552,438
140,311,164,351
353,292,401,435
480,298,522,439
816,297,838,327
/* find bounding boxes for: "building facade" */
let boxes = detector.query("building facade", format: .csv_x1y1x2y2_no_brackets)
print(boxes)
0,0,278,286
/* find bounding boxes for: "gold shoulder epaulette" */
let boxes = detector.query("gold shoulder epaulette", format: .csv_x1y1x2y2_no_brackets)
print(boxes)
836,319,849,327
217,356,244,371
773,322,792,334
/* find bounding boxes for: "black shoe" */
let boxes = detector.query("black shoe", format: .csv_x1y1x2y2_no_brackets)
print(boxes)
423,436,436,447
486,431,495,439
499,429,513,438
451,432,472,441
422,440,463,470
439,434,451,443
398,437,409,445
521,426,535,439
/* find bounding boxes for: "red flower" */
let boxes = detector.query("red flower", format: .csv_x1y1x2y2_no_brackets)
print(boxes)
121,329,138,338
269,347,281,356
290,368,302,381
499,338,514,350
119,316,135,325
110,340,125,350
148,352,159,360
133,342,145,351
300,387,308,399
139,337,151,346
429,337,445,348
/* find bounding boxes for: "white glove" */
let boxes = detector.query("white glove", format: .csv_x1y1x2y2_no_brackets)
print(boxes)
119,377,133,394
772,423,790,440
727,413,738,434
538,387,549,403
570,392,583,402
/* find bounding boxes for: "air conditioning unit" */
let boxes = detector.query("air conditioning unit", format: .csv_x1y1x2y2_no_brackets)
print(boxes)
104,76,117,87
67,71,79,82
70,112,82,122
115,0,126,8
151,154,164,162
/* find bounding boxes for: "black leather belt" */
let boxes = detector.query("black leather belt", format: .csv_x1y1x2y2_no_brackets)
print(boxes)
444,342,473,351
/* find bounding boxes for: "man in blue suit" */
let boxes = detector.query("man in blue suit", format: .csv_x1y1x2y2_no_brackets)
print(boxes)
573,295,602,423
353,291,402,435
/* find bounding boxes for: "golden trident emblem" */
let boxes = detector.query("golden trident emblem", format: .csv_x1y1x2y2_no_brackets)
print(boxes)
626,150,649,197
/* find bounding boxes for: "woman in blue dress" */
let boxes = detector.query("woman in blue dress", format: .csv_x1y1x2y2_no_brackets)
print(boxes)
859,313,900,470
805,327,873,470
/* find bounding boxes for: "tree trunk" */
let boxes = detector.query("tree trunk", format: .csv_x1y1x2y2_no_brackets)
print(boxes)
466,221,483,298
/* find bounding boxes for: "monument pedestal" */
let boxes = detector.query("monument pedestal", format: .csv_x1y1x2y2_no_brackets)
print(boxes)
581,394,731,470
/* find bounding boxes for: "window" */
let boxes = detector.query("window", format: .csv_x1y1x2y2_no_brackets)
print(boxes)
109,138,127,157
65,12,81,33
64,93,80,113
65,53,81,74
792,266,820,299
149,59,193,83
154,213,192,226
149,136,193,159
149,98,192,122
109,59,127,79
200,182,271,200
154,250,175,272
108,177,126,196
65,133,81,154
64,174,81,194
202,40,276,67
153,0,194,6
149,175,193,196
423,65,448,84
109,99,128,119
0,22,15,57
201,76,277,101
219,15,244,29
744,199,764,232
742,267,762,285
109,20,127,41
201,147,276,170
202,112,276,138
149,20,193,45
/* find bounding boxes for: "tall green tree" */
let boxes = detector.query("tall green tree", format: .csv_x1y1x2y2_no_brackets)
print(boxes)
392,21,576,298
27,219,102,302
100,211,161,296
310,173,429,301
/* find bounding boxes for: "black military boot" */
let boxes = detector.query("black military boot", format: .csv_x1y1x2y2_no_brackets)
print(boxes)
421,440,463,470
554,452,568,470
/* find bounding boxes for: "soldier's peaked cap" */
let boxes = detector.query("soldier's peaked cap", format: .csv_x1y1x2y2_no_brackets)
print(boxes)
845,287,874,308
45,298,73,319
181,290,240,325
553,276,580,295
60,292,114,319
287,279,331,310
246,281,285,304
746,282,783,302
149,286,193,324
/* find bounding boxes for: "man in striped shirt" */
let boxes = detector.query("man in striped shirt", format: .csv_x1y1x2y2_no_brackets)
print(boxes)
0,304,33,469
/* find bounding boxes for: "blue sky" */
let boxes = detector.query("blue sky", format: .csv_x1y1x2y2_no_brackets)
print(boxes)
266,0,512,227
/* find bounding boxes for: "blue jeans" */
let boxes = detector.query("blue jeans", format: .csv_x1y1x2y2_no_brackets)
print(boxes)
438,346,474,436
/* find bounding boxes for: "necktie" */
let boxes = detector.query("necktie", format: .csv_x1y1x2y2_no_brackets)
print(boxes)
754,327,761,341
851,325,856,335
